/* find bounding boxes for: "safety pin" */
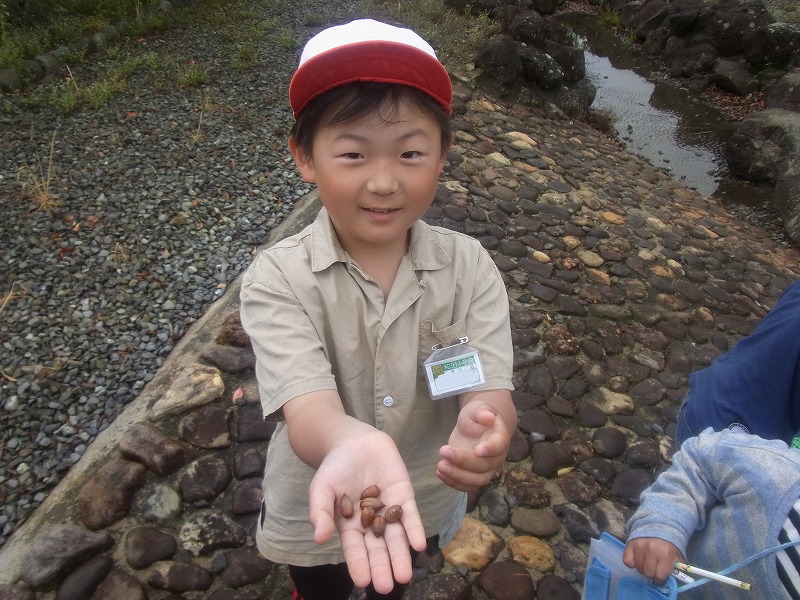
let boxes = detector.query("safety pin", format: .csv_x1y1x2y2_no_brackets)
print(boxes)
432,336,469,351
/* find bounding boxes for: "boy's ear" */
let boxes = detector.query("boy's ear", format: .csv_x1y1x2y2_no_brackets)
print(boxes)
288,137,316,183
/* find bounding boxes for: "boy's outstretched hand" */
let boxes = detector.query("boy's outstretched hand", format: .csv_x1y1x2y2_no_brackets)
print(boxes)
437,390,516,492
306,426,427,594
624,537,683,584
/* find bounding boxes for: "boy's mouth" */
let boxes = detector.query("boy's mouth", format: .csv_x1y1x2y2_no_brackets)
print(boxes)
366,208,398,214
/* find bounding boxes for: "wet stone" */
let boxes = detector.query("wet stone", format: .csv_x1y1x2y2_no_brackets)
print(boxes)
531,441,573,478
405,573,471,600
232,477,263,515
625,438,660,469
180,454,233,503
611,414,652,437
504,468,551,508
236,404,276,442
612,468,654,503
492,255,518,272
592,427,627,458
519,409,559,442
590,498,632,541
209,589,264,600
442,516,504,570
478,560,534,600
545,355,580,379
578,457,617,486
530,282,559,302
526,365,555,396
200,344,256,373
178,403,231,449
179,510,248,556
553,503,601,544
148,363,225,421
125,526,177,569
561,429,594,462
557,470,602,506
591,387,634,415
506,428,530,462
499,239,530,257
542,325,579,355
536,573,581,599
137,482,183,522
546,395,574,418
233,447,266,478
0,585,35,600
93,570,147,600
218,548,272,587
77,458,148,530
577,401,607,428
510,507,561,537
119,421,198,476
444,205,469,221
629,378,667,406
55,554,113,600
508,536,555,572
478,488,510,526
22,524,113,588
148,561,214,592
215,312,251,347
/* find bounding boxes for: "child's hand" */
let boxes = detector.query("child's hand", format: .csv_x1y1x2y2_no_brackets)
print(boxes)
623,537,683,584
437,393,514,491
307,427,427,595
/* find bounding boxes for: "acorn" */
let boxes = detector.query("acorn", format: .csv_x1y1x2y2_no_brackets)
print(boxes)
384,505,403,523
360,485,380,499
340,494,354,519
372,515,386,537
361,506,376,528
360,497,385,511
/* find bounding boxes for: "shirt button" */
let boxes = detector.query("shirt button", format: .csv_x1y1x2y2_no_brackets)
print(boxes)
382,396,394,407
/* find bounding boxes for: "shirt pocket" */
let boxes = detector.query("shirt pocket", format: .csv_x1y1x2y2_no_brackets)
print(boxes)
418,318,468,392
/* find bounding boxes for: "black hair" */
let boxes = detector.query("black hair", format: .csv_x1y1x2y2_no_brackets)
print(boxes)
290,82,452,159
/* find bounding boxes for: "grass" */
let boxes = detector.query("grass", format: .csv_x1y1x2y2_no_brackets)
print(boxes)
0,283,27,318
362,0,501,68
17,130,60,212
0,0,162,70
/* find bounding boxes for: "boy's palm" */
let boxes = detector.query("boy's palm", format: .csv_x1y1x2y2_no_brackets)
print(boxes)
307,429,427,594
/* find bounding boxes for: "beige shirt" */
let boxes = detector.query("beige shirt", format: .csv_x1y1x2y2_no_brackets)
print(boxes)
240,208,514,566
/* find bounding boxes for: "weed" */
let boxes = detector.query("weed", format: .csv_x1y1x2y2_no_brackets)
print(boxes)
178,64,208,88
190,110,204,143
85,79,115,108
273,27,300,51
17,131,60,212
0,283,27,318
598,8,622,28
233,41,259,68
108,242,130,264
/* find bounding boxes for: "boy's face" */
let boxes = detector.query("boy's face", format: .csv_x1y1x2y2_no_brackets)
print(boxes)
290,98,446,257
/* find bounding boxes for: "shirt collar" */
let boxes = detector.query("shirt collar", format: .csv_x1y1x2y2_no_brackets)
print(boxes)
310,207,451,273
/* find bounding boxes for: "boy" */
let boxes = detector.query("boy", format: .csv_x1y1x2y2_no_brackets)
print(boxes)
240,19,516,600
624,429,800,599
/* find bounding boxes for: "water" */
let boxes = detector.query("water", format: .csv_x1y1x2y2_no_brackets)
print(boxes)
562,14,774,208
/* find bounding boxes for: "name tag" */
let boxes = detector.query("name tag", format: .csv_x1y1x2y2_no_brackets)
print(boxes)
424,337,486,400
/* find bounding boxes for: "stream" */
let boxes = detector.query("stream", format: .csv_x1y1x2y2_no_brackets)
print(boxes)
560,14,776,210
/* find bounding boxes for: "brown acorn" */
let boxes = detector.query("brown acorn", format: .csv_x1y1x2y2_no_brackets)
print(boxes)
384,505,403,523
360,485,380,499
372,515,386,537
360,497,385,511
361,506,376,528
340,494,354,519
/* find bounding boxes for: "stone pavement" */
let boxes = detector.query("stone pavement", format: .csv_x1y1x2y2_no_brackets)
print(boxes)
1,83,799,600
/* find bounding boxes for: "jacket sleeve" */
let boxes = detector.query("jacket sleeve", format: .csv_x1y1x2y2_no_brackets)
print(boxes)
625,431,722,556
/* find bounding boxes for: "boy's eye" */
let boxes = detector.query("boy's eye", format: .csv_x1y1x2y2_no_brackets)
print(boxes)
343,152,362,159
401,151,421,159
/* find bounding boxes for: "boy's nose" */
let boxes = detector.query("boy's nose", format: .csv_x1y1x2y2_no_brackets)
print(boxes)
366,167,399,195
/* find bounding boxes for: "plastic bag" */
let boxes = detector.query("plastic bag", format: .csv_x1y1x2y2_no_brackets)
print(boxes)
582,533,678,600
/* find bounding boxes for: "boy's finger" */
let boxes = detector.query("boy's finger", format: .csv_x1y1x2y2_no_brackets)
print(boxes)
341,529,372,588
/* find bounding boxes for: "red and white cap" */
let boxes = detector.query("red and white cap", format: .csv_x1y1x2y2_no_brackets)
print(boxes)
289,19,452,118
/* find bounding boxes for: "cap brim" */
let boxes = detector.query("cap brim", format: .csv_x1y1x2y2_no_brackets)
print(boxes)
289,40,452,117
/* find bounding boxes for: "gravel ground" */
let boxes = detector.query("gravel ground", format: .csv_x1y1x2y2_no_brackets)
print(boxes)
0,0,366,547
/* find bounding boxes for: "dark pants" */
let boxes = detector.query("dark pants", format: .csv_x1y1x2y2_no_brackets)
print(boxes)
289,537,438,600
289,561,411,600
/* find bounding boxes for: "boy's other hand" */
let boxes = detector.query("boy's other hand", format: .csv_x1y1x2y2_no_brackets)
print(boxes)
437,391,515,491
307,428,427,595
623,537,683,584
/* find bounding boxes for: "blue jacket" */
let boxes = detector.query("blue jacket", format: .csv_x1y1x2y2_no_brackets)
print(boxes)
627,430,800,600
679,280,800,445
